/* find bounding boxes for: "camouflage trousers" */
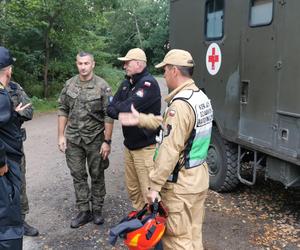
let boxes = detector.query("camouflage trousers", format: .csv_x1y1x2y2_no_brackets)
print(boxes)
20,146,29,216
66,134,107,213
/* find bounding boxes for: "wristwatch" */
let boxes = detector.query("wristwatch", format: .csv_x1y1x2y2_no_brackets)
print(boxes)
103,139,112,145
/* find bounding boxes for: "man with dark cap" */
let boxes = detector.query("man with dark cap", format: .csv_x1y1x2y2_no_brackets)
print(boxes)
5,80,38,236
119,49,213,250
0,46,25,249
107,48,161,210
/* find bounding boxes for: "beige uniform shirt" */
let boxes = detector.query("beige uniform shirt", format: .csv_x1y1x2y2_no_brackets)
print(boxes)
139,79,209,194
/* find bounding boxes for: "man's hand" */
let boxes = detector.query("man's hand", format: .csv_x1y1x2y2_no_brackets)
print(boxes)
118,104,140,126
58,135,67,153
100,142,111,160
146,190,159,204
0,164,8,176
15,102,32,112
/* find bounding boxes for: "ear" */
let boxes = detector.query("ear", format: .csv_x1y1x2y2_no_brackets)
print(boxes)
7,66,13,76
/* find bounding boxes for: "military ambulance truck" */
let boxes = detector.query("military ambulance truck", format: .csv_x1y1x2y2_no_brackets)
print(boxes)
169,0,300,191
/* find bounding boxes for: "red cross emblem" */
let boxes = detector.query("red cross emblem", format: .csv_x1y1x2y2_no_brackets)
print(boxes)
206,43,222,76
208,47,219,70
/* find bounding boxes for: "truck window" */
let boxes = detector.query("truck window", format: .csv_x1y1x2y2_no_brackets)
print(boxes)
249,0,273,26
205,0,224,40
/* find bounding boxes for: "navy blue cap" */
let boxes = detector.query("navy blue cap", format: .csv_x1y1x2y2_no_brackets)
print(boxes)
0,47,15,69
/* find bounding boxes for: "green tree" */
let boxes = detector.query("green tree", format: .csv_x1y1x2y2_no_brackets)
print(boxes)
1,0,113,97
105,0,169,69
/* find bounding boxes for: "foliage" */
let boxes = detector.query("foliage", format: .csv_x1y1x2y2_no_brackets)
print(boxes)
30,96,58,113
0,0,169,100
96,65,124,93
105,0,169,71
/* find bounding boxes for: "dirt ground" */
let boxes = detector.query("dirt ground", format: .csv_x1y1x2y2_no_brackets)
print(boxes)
22,80,299,250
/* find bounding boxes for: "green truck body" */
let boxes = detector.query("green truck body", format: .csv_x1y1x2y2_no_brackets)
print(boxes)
170,0,300,191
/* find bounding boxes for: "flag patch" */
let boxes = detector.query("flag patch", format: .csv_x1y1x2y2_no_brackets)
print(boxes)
168,110,176,117
144,81,151,87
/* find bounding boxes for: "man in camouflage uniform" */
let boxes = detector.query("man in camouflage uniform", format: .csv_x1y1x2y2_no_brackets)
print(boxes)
119,49,213,250
58,52,114,228
6,81,39,236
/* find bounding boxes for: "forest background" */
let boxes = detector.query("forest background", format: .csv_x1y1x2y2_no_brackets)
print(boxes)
0,0,169,111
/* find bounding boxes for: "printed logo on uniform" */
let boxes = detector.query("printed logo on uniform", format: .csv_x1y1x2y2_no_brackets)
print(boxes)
136,89,144,98
123,86,127,90
144,81,151,87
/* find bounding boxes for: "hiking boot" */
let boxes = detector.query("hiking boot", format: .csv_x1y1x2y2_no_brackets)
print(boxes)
24,221,39,237
70,211,93,228
93,212,104,225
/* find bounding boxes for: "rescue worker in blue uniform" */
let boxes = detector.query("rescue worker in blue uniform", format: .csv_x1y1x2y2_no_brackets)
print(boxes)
107,48,161,210
0,46,23,249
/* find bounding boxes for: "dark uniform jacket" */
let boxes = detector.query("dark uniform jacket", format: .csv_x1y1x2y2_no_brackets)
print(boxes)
0,84,22,164
107,68,161,150
0,83,23,240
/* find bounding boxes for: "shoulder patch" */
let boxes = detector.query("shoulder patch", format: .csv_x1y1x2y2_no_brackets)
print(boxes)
136,89,144,98
144,81,151,87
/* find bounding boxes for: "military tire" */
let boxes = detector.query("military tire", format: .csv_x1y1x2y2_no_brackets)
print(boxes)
207,126,239,192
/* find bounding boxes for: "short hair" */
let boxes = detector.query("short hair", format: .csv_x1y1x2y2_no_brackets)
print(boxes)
176,65,194,77
0,65,12,73
76,51,94,61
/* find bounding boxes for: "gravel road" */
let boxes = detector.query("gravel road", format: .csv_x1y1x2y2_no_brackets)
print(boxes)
22,79,299,250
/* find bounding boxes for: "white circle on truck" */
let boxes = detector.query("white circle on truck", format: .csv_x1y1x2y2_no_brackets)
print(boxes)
206,43,222,75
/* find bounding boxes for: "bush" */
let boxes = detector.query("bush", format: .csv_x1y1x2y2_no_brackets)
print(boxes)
96,65,124,93
31,96,58,113
25,84,44,98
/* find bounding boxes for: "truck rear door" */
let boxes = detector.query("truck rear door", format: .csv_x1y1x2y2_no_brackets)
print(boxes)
240,0,277,150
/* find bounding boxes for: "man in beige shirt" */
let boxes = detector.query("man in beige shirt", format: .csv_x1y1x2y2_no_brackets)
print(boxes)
119,49,213,250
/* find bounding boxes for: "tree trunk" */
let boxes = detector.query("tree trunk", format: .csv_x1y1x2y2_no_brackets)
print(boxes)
43,30,50,98
133,14,142,48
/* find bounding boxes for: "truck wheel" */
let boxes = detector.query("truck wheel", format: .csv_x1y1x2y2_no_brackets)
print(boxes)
207,127,239,192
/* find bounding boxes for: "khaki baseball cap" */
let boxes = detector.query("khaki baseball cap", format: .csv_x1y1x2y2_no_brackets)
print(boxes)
117,48,147,62
155,49,194,68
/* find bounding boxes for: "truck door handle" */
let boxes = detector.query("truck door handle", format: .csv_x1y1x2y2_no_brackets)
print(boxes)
240,80,249,104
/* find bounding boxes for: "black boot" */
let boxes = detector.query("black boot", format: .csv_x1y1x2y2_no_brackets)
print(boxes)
70,211,93,228
24,221,39,237
93,211,104,225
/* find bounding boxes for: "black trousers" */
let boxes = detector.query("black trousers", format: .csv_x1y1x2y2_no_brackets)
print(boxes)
0,238,22,250
0,159,23,248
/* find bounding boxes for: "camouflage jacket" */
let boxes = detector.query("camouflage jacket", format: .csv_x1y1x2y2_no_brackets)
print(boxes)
58,74,113,145
6,81,33,124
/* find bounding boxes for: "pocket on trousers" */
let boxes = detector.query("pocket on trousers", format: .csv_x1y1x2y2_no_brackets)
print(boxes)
164,200,188,237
